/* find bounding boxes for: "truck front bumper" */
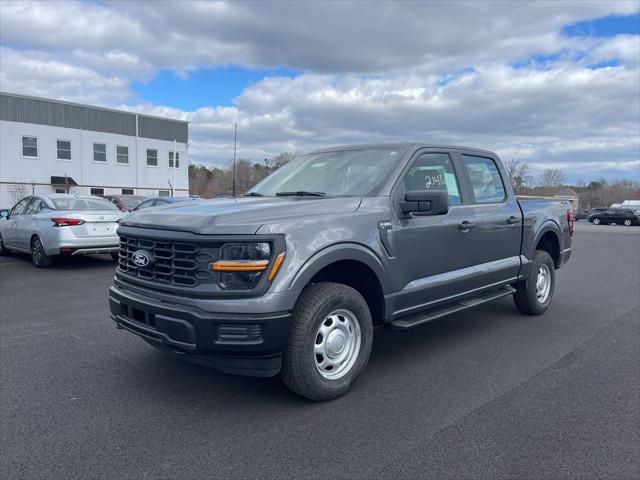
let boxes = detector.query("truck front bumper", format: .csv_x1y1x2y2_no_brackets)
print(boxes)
109,285,293,377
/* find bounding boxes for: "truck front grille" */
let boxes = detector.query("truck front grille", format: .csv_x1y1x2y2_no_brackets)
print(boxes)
117,235,220,287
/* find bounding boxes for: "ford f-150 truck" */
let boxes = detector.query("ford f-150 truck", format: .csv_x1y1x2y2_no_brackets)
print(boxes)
109,144,573,401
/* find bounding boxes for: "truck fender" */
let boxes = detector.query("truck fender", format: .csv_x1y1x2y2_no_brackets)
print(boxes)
287,242,391,294
530,220,562,262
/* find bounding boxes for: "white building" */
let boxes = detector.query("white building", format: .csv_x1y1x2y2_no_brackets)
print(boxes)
0,92,189,207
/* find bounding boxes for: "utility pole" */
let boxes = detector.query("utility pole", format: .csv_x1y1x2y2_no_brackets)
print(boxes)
264,158,270,179
172,139,177,197
232,123,237,196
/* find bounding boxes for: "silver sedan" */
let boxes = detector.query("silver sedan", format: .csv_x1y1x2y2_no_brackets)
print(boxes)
0,194,124,267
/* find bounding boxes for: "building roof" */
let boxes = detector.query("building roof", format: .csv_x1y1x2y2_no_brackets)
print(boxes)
0,91,188,143
555,187,579,197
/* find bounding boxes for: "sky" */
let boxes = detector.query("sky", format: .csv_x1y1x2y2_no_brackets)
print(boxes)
0,0,639,183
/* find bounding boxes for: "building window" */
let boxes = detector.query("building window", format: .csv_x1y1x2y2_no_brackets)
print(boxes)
93,143,107,162
56,140,72,160
90,188,104,196
55,188,66,194
146,149,158,166
116,146,129,164
158,190,170,197
121,188,134,195
22,136,38,157
169,151,180,168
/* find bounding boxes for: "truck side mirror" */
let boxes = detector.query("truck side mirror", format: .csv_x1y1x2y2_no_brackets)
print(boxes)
399,190,449,216
0,209,9,219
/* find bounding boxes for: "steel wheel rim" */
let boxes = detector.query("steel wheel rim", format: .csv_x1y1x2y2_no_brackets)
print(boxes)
624,219,631,226
535,264,552,303
32,239,41,264
314,308,362,380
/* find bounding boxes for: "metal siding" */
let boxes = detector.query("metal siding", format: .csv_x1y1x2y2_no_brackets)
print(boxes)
1,94,187,142
138,116,188,143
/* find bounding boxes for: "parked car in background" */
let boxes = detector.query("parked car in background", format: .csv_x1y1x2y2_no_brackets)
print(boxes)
132,196,196,211
109,143,573,401
0,194,124,267
588,208,640,226
574,210,590,221
105,195,147,212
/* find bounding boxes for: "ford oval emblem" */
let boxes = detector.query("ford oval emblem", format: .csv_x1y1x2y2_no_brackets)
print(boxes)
132,250,152,268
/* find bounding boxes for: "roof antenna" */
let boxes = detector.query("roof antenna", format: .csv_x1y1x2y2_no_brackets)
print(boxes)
232,122,237,197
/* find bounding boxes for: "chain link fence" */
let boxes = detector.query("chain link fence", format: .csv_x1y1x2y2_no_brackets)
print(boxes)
0,181,189,209
1,182,53,208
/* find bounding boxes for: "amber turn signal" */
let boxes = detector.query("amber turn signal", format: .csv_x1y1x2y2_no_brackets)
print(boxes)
267,252,286,282
211,260,269,272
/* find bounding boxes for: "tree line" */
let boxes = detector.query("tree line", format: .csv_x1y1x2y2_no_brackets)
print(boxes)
189,154,639,210
189,152,298,198
505,159,639,210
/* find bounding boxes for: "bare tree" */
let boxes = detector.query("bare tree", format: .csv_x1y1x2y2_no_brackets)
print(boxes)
505,159,533,194
538,169,566,188
271,151,301,169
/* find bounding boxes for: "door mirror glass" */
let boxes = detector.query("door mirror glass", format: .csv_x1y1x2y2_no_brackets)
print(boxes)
0,209,9,218
399,190,449,216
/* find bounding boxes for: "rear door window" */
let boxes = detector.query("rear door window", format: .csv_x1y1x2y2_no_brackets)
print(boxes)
11,198,30,216
25,198,43,215
461,155,506,203
403,153,461,205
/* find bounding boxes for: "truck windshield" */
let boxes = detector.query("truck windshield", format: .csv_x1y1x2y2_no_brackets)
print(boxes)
248,147,406,197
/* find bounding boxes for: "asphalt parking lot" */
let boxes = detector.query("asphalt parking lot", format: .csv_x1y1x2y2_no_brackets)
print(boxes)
1,222,639,480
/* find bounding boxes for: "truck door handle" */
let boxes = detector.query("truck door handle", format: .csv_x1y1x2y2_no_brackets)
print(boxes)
458,221,477,231
506,216,519,224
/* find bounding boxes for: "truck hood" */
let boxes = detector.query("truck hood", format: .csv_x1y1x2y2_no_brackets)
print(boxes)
120,196,362,234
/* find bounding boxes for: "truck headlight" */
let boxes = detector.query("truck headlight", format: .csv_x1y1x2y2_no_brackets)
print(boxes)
211,242,271,290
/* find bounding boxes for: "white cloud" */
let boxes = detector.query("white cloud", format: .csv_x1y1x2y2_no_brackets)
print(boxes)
0,0,639,181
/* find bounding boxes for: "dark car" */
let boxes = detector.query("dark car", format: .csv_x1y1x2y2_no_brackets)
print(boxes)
574,210,590,221
588,208,640,226
109,143,574,400
132,196,196,211
576,208,608,220
104,195,147,212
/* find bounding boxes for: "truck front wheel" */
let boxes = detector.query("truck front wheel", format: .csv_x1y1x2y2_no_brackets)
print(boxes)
281,282,373,401
513,250,555,315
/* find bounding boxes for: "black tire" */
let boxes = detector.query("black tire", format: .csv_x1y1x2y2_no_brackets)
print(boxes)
0,233,10,255
623,219,632,226
31,236,53,268
513,250,555,315
281,282,373,401
111,252,120,262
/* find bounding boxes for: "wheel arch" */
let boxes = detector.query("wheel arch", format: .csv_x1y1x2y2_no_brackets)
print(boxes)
532,223,562,268
288,243,391,324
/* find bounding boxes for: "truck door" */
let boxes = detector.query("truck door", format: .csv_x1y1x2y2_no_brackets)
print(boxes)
454,153,523,286
391,151,476,315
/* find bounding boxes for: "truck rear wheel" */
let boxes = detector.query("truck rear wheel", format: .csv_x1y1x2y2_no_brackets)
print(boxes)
513,250,555,315
281,282,373,401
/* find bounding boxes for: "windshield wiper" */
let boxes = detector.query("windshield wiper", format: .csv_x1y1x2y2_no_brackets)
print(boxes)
275,191,326,197
243,192,264,197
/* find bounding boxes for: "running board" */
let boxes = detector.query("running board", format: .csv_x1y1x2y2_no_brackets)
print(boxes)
390,286,516,329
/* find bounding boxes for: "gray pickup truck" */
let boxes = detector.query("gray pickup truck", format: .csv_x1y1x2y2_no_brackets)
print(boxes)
110,144,573,400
